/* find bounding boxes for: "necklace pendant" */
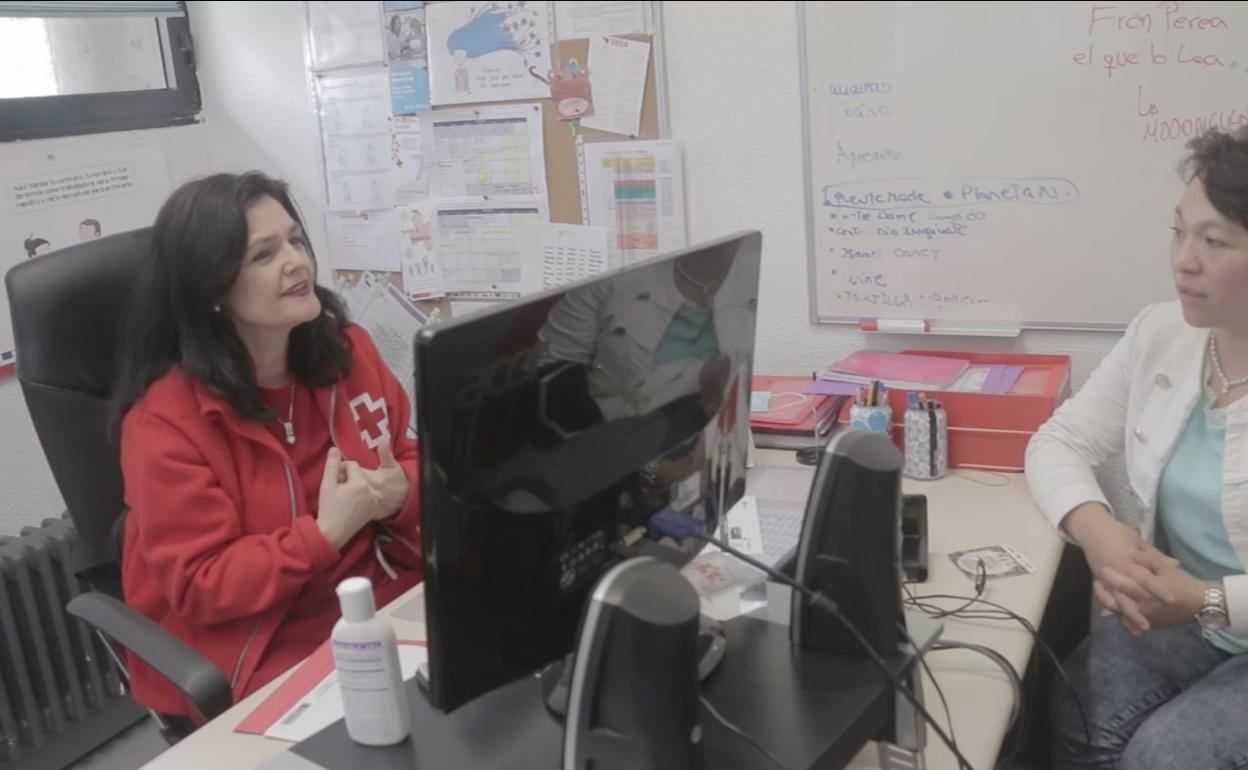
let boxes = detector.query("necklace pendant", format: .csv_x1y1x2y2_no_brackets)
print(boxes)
283,421,296,445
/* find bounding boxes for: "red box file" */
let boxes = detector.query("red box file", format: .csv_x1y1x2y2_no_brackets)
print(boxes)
836,351,1072,472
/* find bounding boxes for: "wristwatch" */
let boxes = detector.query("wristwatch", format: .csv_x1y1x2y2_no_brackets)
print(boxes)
1195,581,1230,631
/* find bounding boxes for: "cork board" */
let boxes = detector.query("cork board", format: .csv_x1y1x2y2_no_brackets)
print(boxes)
332,29,665,310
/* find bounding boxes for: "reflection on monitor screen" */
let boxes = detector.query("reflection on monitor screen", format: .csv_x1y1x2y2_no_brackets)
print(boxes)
414,231,762,711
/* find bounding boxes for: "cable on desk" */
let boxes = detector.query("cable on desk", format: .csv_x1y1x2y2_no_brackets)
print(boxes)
930,640,1022,732
901,591,1092,755
699,695,787,770
690,534,975,770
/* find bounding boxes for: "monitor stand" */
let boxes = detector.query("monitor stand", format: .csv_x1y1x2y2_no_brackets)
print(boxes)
540,614,727,719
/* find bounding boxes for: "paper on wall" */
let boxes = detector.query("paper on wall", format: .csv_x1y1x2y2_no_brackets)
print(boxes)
0,145,172,370
426,0,553,106
517,222,609,293
342,272,428,434
425,103,547,201
554,1,647,39
580,35,649,137
317,71,394,212
398,199,443,300
391,115,427,204
326,209,401,272
384,7,427,66
581,139,686,267
307,1,384,70
436,200,548,299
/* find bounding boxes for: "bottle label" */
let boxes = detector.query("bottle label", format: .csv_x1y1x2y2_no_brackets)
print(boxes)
332,639,400,728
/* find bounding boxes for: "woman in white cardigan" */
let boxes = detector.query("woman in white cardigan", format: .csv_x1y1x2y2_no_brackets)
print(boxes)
1026,126,1248,770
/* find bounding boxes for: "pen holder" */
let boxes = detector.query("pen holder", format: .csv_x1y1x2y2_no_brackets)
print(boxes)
903,404,948,479
848,404,893,437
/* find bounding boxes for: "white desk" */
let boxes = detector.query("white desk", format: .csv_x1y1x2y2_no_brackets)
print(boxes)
747,449,1064,770
142,449,1063,770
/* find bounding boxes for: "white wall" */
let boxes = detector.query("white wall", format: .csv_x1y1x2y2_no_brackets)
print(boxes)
661,1,1131,511
188,1,330,265
0,125,212,534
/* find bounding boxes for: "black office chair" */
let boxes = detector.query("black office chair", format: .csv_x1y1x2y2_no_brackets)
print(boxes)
5,229,232,743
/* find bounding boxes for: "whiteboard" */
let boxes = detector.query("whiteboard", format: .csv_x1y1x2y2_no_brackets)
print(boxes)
799,1,1248,331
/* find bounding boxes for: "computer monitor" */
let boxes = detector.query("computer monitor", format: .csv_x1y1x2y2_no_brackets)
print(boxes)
413,231,762,712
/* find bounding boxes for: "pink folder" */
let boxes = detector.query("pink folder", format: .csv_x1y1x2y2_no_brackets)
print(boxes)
823,350,970,390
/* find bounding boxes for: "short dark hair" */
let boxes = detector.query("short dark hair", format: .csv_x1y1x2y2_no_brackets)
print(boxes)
113,171,353,425
1181,126,1248,231
80,218,101,235
23,236,49,258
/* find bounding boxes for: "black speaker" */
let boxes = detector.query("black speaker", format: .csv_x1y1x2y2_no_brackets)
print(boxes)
562,557,704,770
791,430,906,657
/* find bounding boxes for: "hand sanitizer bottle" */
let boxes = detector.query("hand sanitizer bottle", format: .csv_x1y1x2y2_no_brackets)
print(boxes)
331,577,410,745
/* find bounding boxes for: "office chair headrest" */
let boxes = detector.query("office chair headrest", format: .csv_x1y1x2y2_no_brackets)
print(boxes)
6,228,151,396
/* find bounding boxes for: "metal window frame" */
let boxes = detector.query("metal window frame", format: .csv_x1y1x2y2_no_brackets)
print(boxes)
0,6,200,141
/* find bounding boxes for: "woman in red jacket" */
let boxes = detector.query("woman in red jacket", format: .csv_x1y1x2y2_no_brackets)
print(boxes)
112,172,421,720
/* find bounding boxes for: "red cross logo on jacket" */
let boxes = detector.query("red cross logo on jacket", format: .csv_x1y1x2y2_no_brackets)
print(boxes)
350,393,390,449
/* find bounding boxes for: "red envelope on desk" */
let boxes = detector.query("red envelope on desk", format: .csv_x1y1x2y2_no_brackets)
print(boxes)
235,638,426,736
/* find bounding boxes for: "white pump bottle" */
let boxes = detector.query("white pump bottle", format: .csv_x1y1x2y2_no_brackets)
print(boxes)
331,577,411,745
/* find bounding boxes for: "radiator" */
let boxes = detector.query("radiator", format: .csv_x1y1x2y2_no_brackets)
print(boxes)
0,516,132,765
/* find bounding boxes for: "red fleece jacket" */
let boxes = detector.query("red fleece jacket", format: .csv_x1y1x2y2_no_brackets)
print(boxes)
119,324,421,717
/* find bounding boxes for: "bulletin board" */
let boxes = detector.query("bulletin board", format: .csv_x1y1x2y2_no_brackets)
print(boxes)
301,0,672,313
799,0,1248,332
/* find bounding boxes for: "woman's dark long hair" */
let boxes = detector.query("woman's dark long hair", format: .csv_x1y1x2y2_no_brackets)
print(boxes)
113,172,352,425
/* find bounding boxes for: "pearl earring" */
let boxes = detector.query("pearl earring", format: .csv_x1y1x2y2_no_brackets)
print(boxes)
213,304,221,312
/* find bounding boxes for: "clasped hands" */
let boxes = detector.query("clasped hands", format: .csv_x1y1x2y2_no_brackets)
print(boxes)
1095,542,1205,636
1069,504,1205,637
316,442,410,550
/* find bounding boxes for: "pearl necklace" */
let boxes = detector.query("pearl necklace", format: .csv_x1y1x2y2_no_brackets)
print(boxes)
1209,334,1248,395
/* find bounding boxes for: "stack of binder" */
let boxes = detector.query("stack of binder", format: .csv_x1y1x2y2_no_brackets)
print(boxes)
749,375,846,450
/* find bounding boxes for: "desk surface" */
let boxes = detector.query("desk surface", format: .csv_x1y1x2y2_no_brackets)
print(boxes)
289,614,909,770
749,451,1065,770
142,449,1062,770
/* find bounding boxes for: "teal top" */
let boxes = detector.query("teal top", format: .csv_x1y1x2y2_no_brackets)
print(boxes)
1156,372,1248,655
652,303,719,366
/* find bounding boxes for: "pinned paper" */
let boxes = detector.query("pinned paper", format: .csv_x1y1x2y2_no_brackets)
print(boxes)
398,200,443,300
326,210,401,272
390,115,427,204
425,104,547,200
317,72,393,212
580,35,649,137
555,1,647,39
518,222,609,292
550,59,594,120
437,201,547,299
581,140,686,267
426,1,552,106
308,1,384,70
